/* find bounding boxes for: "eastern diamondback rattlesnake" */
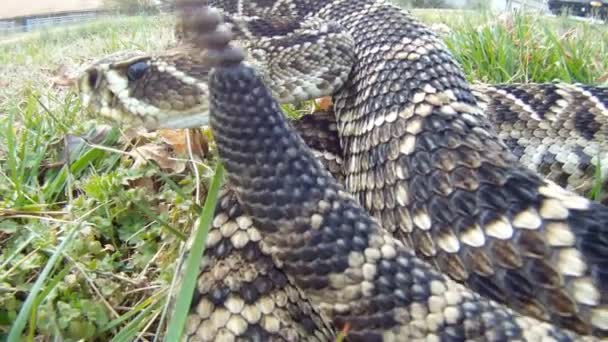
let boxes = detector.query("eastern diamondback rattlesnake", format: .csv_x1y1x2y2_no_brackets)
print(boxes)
77,1,608,339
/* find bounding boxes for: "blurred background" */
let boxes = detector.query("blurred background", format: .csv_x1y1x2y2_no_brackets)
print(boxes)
2,0,593,37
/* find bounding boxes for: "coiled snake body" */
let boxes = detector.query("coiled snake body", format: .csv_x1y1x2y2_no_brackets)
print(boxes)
78,0,608,340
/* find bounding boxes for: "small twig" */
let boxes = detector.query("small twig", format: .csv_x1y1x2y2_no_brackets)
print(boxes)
137,242,166,279
125,221,156,243
68,256,120,319
0,208,68,216
123,285,163,296
126,201,187,241
167,156,213,173
0,235,35,273
185,129,202,205
136,308,162,341
0,214,73,223
35,96,71,134
0,247,41,281
81,139,139,158
95,271,146,286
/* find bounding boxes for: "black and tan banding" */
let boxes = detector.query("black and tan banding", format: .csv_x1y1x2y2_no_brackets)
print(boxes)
178,5,598,340
474,83,608,200
182,190,335,341
77,0,608,339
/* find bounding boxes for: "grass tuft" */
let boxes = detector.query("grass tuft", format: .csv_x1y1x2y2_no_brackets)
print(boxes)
165,163,223,341
8,223,80,341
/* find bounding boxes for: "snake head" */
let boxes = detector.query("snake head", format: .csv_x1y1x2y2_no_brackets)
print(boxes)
77,48,213,130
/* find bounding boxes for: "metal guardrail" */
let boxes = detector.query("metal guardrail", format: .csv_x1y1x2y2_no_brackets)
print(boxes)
0,11,102,35
26,12,99,30
0,20,19,33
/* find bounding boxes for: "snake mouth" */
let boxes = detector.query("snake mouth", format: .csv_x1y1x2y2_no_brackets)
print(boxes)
80,79,211,130
81,87,211,130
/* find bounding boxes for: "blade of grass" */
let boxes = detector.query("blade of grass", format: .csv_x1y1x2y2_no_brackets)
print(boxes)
109,297,163,342
98,290,165,337
153,241,189,342
164,162,224,341
335,323,351,342
43,127,121,201
590,155,604,201
0,235,36,277
27,265,72,341
156,171,203,213
7,223,80,342
129,198,187,242
4,108,19,201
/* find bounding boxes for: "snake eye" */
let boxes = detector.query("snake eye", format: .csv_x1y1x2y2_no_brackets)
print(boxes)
127,61,149,82
87,69,99,88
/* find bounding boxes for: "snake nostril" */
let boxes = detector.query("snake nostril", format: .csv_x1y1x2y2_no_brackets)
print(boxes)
127,61,149,82
88,69,99,89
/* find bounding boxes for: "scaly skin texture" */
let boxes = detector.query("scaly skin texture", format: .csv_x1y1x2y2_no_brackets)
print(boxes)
178,111,343,342
77,1,608,338
183,190,336,341
78,48,608,202
178,5,595,340
195,0,608,336
473,83,608,202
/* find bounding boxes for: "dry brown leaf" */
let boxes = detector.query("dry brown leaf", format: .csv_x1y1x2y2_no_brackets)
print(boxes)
132,144,186,173
158,129,187,153
117,126,156,145
158,128,208,157
128,176,157,192
189,129,209,157
315,97,333,111
49,63,80,87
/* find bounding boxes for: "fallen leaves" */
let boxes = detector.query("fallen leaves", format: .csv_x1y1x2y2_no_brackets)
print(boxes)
48,63,81,88
71,123,210,174
315,96,333,111
158,128,209,157
132,143,187,173
131,128,209,173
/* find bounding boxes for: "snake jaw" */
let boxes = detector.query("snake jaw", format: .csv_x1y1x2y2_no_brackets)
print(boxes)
77,49,213,131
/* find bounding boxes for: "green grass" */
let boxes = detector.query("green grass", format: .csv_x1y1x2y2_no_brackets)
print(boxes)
407,8,608,84
0,8,607,341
